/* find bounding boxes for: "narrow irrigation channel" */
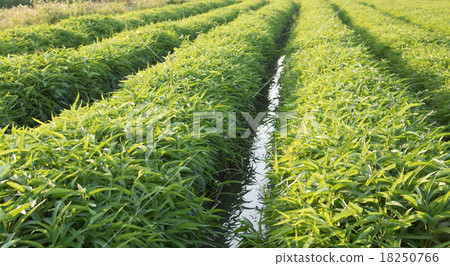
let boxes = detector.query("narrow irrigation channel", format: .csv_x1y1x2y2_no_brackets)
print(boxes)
216,55,286,247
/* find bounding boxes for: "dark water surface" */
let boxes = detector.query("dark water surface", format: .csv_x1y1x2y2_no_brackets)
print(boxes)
216,55,286,247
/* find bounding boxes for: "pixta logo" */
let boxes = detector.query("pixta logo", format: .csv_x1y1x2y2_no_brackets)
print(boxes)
192,111,325,139
124,105,325,148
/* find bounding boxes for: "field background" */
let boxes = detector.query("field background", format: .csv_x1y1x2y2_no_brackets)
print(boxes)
0,0,448,248
0,0,189,29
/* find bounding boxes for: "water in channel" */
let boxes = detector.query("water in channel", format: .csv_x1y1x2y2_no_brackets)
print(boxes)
216,55,286,248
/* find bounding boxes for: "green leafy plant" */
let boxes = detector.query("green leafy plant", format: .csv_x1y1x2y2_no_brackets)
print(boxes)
0,0,296,247
248,0,449,248
0,0,265,128
0,0,185,30
329,0,449,127
0,0,237,56
357,0,450,36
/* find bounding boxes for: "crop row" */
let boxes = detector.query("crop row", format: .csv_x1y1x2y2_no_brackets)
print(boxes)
329,0,449,127
249,0,449,248
0,0,181,30
358,0,450,36
0,0,296,248
0,0,237,56
0,0,265,128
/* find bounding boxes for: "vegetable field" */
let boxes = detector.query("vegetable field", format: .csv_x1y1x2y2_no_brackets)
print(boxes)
0,0,448,248
0,0,235,56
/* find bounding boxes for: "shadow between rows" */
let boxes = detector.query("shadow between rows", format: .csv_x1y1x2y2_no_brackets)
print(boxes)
358,1,442,35
329,1,449,128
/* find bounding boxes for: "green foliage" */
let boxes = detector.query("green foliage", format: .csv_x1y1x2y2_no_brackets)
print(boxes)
0,0,296,247
0,0,265,128
0,0,237,56
250,0,450,248
2,0,445,249
358,0,450,36
329,0,449,128
0,0,182,30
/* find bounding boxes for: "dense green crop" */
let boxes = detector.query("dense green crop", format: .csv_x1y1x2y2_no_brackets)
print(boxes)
0,0,296,247
243,0,449,248
358,0,450,36
329,0,449,128
0,0,446,249
0,0,265,128
0,0,237,56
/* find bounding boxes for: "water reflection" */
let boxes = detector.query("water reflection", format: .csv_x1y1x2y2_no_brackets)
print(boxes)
216,56,285,247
